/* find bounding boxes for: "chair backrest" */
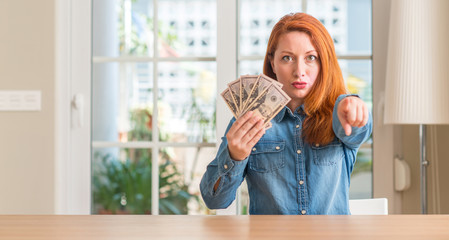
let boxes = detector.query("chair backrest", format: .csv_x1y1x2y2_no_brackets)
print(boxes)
349,198,388,215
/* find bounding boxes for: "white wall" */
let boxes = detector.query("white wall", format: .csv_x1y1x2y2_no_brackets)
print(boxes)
372,0,403,214
0,0,55,214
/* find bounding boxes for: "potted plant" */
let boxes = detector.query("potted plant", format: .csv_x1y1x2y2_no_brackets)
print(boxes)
92,107,199,214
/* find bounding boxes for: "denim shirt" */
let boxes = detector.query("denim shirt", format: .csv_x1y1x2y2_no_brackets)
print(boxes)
200,94,373,215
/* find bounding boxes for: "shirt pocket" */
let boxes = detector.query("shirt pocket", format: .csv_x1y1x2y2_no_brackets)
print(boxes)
248,141,285,173
311,139,344,166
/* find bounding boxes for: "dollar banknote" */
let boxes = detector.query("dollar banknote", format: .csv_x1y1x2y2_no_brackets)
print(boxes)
241,83,291,124
221,73,291,130
228,78,242,115
220,88,239,118
241,74,273,115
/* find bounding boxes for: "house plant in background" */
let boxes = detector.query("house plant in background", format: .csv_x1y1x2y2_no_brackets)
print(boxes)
92,107,200,214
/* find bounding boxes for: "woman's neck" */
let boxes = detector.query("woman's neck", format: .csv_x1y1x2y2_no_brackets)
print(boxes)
287,100,303,112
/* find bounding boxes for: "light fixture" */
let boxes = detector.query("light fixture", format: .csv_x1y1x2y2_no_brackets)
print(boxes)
384,0,449,214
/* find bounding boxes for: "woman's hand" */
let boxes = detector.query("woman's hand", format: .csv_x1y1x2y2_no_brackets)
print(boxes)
226,111,266,161
337,96,369,136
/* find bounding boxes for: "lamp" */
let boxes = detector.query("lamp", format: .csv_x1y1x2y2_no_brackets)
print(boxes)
384,0,449,214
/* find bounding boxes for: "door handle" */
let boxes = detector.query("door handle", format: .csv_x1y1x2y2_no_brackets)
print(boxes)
72,93,84,128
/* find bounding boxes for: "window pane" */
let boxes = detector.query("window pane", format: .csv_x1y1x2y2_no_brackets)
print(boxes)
159,147,217,215
339,59,372,110
158,0,217,57
92,148,152,214
239,180,250,215
307,0,372,55
238,60,264,76
120,0,154,56
92,62,154,142
350,143,372,199
93,0,121,57
93,0,155,57
158,62,216,143
239,0,304,56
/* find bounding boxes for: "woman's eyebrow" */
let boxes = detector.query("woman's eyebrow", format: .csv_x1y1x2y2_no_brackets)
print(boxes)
306,50,318,54
278,49,317,54
278,50,294,54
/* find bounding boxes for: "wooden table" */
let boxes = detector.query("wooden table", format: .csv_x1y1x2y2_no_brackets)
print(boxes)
1,215,448,239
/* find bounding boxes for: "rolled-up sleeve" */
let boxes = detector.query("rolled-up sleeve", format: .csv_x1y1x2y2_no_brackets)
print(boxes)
199,120,248,209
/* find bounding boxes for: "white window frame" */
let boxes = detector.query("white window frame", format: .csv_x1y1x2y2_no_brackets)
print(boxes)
55,0,400,215
55,0,92,214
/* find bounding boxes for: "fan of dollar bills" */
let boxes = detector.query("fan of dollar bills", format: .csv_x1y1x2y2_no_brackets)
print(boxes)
221,74,291,129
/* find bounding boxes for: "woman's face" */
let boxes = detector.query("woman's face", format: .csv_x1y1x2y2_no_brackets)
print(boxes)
270,31,320,110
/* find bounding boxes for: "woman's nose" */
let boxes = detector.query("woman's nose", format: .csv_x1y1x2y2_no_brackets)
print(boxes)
294,60,306,78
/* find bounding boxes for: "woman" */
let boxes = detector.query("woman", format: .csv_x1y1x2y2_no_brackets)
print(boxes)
200,12,372,215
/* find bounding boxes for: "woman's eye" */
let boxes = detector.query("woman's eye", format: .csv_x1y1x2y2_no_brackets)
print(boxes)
306,55,317,61
282,56,293,62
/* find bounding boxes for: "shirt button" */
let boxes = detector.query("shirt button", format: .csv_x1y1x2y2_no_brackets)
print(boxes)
301,210,306,215
299,180,304,185
224,164,228,169
296,125,300,128
252,148,256,152
275,146,280,150
297,150,301,154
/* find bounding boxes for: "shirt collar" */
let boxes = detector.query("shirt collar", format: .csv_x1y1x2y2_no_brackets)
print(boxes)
272,105,306,123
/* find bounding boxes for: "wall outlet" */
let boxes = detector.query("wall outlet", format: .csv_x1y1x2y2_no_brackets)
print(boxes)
0,91,42,111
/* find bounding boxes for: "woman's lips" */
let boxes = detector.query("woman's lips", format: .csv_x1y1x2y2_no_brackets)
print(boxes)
292,82,307,89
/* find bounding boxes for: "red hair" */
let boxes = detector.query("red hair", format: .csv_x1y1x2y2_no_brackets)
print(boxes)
263,13,347,145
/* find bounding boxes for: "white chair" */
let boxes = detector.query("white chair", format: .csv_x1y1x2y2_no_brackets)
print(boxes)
349,198,388,215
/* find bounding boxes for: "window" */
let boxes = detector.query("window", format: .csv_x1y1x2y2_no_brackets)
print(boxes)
92,0,217,215
90,0,372,215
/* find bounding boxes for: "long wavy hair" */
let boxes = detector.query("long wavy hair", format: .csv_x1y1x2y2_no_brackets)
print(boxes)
263,13,347,145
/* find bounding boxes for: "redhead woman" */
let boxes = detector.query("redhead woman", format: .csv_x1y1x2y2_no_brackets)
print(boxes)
200,12,372,215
